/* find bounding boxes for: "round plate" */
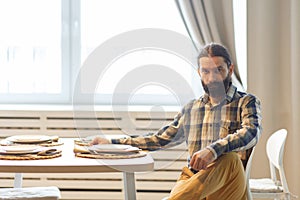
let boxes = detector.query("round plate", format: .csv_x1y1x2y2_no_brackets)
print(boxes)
89,144,131,150
6,135,52,144
87,144,140,153
0,145,41,154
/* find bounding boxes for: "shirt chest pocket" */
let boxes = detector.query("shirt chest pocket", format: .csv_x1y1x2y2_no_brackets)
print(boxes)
219,121,241,138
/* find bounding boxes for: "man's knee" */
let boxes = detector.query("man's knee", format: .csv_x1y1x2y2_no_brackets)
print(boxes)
218,152,240,164
215,152,244,174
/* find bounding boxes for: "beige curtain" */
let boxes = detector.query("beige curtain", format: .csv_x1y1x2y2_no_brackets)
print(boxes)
248,0,300,196
175,0,244,89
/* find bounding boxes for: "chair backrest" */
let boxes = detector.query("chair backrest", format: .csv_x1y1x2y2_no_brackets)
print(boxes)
245,147,255,200
266,128,289,193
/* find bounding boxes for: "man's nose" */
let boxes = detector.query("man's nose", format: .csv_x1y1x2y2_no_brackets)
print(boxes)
208,71,221,82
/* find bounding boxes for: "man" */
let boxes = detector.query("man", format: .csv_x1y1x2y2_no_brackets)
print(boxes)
91,43,262,200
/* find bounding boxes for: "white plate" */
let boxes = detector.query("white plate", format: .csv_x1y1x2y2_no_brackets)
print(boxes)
87,144,140,153
6,135,52,143
0,145,41,154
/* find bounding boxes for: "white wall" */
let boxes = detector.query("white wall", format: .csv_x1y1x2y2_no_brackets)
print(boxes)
248,0,300,197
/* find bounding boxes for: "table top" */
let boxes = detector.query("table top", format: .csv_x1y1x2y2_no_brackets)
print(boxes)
0,138,154,173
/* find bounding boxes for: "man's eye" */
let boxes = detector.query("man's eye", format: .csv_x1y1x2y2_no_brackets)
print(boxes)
201,69,209,74
217,67,224,73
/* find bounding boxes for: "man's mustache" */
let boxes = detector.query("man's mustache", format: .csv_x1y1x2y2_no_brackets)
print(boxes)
206,82,225,88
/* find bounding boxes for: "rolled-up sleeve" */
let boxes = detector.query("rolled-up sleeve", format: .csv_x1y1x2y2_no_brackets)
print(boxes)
112,110,185,150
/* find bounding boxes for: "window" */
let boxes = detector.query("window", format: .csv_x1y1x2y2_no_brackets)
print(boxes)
0,0,197,106
0,0,247,105
0,0,64,103
79,0,198,106
233,0,247,90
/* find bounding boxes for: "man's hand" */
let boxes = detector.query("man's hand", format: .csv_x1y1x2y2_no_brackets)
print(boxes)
90,137,111,145
190,148,215,171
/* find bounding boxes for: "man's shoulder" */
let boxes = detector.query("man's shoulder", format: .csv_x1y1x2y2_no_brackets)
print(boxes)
182,99,200,110
236,91,261,105
235,89,257,98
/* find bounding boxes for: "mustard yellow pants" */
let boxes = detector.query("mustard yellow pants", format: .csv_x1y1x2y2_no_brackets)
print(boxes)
168,152,247,200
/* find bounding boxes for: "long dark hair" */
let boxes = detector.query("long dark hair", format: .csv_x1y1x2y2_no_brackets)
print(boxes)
197,43,232,68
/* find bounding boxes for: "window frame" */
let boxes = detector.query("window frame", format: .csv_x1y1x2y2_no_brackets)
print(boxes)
0,0,72,104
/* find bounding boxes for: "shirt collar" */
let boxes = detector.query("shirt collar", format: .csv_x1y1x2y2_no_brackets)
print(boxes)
226,84,237,102
200,84,237,104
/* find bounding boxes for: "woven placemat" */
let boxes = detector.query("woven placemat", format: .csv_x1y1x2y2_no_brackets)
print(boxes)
75,151,147,159
0,152,62,160
39,141,64,147
74,139,91,146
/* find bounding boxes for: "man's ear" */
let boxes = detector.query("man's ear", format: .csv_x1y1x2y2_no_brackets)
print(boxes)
228,64,234,76
197,67,201,77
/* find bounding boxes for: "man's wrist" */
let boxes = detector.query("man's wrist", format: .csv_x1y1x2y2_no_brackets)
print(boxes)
206,146,217,159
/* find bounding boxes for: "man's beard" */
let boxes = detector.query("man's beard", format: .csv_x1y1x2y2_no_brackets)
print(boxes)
201,75,232,98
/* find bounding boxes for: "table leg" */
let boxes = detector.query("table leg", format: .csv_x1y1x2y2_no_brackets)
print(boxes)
14,173,23,188
123,172,136,200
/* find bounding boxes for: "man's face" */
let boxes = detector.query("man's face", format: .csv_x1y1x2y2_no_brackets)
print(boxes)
198,56,233,98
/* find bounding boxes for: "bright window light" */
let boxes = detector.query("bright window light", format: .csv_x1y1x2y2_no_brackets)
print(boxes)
0,0,247,105
233,0,247,90
0,0,61,94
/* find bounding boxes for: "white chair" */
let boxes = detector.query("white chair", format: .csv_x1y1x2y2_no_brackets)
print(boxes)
0,186,61,200
249,129,294,199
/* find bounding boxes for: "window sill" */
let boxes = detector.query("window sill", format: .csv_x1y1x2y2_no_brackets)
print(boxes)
0,104,180,112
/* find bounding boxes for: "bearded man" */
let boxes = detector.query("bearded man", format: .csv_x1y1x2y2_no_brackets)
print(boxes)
92,43,262,200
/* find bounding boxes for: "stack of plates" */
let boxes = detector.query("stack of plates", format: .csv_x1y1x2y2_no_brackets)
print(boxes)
87,144,140,154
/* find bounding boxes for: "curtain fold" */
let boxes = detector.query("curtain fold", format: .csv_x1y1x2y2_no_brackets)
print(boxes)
289,0,300,195
175,0,244,89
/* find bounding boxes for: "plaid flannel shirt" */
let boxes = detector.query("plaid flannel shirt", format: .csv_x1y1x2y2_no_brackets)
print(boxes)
112,84,262,166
